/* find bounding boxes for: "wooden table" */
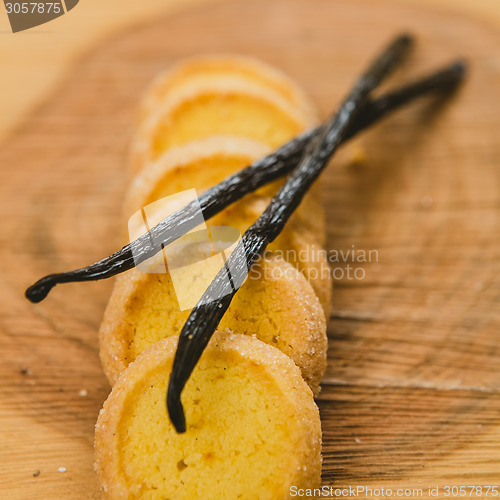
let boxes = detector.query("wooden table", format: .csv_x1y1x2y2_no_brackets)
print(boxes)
1,0,499,498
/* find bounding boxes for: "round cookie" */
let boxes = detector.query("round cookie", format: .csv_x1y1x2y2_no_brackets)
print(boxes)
124,135,271,217
130,78,314,174
95,331,322,500
124,135,325,244
138,54,317,126
124,136,330,313
99,253,327,394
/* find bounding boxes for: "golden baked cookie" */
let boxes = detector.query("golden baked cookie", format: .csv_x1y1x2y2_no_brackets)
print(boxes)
99,253,327,394
124,136,330,313
95,331,322,500
130,78,315,175
124,135,270,216
138,54,317,126
125,135,325,243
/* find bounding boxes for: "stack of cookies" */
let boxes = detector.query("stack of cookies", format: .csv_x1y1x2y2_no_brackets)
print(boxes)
95,56,330,498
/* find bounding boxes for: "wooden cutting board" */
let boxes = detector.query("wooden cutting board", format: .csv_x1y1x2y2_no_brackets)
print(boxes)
1,0,499,497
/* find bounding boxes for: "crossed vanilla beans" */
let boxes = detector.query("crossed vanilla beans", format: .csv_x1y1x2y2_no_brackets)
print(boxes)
25,34,466,433
25,60,464,303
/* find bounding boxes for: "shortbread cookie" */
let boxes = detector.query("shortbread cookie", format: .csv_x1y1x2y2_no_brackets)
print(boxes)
139,54,317,126
130,78,315,174
99,253,327,393
124,136,330,313
125,135,325,244
124,135,270,216
95,331,322,500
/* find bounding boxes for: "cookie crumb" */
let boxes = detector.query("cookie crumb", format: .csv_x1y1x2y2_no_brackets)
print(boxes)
79,389,88,397
20,368,32,375
349,144,366,166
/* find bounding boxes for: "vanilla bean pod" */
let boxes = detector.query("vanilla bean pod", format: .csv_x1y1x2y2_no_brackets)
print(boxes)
25,58,465,304
167,34,415,433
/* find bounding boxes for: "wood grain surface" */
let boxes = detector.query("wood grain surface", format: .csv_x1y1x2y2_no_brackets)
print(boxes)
1,0,499,498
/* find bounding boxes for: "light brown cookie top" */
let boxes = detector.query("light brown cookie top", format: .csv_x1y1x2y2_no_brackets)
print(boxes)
95,331,322,499
130,78,314,175
124,135,271,217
